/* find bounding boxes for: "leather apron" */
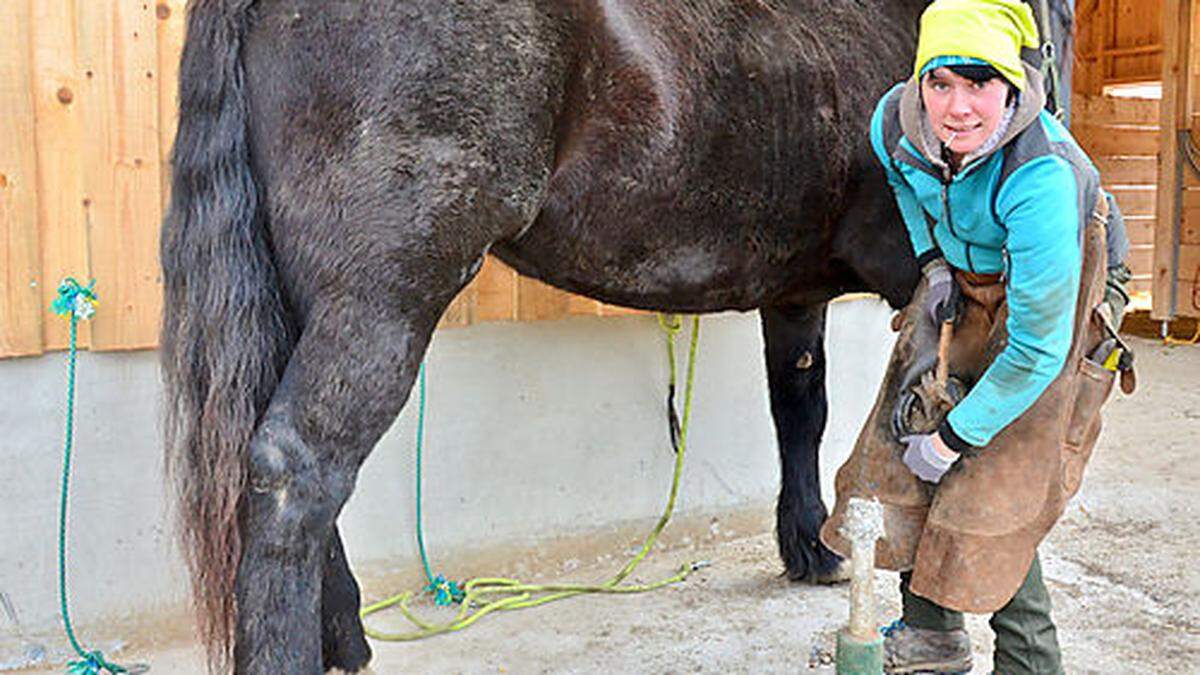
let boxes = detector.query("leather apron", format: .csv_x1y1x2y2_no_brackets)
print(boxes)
820,195,1121,613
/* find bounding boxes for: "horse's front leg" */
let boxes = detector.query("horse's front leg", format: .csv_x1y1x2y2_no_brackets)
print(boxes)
760,303,845,583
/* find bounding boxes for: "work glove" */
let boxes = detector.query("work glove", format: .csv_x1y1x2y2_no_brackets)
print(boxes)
921,259,955,325
900,433,959,484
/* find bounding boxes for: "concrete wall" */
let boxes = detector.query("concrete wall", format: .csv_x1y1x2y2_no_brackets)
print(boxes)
0,299,894,665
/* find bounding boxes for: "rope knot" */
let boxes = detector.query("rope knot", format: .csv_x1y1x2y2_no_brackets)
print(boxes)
51,278,99,321
426,574,465,606
67,650,126,674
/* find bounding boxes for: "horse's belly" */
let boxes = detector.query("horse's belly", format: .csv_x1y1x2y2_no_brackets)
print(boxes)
492,188,839,313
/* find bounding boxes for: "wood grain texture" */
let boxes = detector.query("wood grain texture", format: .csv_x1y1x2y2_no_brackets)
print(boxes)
156,0,186,215
77,0,163,350
31,0,93,351
1155,0,1193,319
0,2,45,358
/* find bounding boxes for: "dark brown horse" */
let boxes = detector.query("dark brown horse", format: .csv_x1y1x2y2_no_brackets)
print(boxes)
160,0,1072,672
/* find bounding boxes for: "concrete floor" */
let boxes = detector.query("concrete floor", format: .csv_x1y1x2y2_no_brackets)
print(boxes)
12,335,1199,674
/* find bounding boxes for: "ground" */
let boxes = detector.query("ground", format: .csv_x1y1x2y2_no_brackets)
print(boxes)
16,336,1199,674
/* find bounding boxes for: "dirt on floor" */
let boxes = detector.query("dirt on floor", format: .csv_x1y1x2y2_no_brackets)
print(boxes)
14,336,1200,674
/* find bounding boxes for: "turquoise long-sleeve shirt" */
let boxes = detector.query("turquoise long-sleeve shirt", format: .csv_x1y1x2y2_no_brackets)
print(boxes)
869,71,1099,450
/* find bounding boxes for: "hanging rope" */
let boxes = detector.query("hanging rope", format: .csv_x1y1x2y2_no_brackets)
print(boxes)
50,279,129,675
361,315,705,641
412,361,464,606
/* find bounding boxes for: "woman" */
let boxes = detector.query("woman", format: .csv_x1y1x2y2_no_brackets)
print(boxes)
820,1,1131,673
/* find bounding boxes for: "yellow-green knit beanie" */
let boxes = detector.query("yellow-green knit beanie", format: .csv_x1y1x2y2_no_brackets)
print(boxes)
914,0,1041,91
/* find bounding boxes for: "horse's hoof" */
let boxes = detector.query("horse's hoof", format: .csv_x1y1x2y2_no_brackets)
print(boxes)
808,559,851,585
327,667,376,675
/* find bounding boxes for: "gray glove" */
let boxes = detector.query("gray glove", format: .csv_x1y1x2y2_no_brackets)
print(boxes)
900,433,958,484
922,259,954,325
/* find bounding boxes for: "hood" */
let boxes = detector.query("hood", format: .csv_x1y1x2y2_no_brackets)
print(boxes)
898,63,1047,175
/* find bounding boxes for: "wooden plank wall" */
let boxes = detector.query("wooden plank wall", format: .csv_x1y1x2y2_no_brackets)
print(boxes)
0,1,44,357
1074,0,1200,317
1073,95,1161,300
0,2,636,359
1075,0,1164,95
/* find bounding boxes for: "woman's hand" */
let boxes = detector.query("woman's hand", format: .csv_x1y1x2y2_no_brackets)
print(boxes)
900,432,961,483
922,259,955,324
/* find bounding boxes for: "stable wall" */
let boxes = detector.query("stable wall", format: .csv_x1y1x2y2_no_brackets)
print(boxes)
0,300,895,666
0,0,643,360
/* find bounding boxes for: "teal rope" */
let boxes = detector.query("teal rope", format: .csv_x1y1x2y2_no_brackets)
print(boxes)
51,279,126,675
413,361,463,606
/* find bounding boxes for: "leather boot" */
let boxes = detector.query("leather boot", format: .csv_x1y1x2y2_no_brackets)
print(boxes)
882,621,972,674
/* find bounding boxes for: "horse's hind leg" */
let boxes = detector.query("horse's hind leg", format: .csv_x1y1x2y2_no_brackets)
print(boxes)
760,303,845,583
322,528,370,672
232,162,536,673
235,267,475,673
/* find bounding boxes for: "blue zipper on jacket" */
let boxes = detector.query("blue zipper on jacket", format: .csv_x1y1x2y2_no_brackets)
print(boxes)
941,176,976,273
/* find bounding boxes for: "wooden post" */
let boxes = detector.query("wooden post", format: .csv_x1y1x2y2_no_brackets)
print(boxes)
1154,0,1192,320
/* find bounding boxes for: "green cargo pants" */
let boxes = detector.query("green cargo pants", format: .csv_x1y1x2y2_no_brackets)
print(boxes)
900,553,1064,674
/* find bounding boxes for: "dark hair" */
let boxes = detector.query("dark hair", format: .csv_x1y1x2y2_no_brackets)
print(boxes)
946,63,1002,83
938,63,1018,104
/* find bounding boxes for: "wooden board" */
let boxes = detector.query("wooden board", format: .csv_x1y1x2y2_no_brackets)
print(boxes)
1126,245,1155,275
1075,95,1161,126
77,1,164,350
1074,124,1162,155
157,0,186,214
1095,156,1160,185
1108,186,1157,217
0,3,45,358
516,275,573,323
472,257,519,323
31,0,93,352
1124,215,1157,246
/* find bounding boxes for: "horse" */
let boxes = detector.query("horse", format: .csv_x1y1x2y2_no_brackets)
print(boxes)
160,0,1071,672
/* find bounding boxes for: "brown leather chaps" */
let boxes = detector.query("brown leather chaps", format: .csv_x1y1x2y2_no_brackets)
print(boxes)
821,198,1122,613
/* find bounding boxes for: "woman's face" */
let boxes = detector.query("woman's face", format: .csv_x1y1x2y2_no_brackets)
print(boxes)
921,67,1010,157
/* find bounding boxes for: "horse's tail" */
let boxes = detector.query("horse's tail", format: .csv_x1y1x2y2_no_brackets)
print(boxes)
160,0,293,670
